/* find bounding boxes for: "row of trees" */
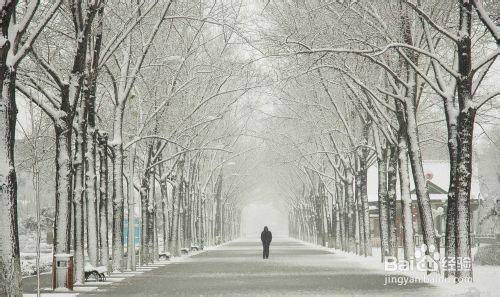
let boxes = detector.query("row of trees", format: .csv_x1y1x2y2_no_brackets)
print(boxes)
1,0,498,295
0,0,258,295
258,0,499,283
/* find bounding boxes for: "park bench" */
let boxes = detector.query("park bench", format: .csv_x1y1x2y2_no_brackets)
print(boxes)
180,248,189,255
159,252,171,260
190,245,200,251
84,262,107,282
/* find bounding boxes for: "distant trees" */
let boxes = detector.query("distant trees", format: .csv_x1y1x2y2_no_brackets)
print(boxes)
22,207,55,234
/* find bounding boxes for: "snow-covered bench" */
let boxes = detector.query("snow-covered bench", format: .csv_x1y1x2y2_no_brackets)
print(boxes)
159,252,171,260
84,262,107,281
190,245,200,252
180,248,189,255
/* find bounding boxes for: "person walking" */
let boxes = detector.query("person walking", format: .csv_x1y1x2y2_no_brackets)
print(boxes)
261,226,272,259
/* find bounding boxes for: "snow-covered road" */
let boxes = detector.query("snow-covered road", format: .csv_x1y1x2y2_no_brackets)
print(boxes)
78,237,446,296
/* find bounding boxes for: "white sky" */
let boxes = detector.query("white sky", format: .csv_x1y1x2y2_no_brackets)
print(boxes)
240,202,288,237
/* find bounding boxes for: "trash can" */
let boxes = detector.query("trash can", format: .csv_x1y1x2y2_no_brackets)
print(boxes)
52,254,74,291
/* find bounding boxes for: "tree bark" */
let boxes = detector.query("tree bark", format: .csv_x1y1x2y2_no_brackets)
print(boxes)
377,145,390,261
54,123,73,255
335,201,341,250
168,180,179,255
452,1,475,281
169,158,184,255
387,145,398,258
214,172,223,244
0,22,22,293
345,168,355,252
354,176,361,254
404,99,437,252
111,144,125,271
98,133,109,267
85,2,105,268
147,164,156,262
73,99,87,284
444,98,459,278
397,131,414,261
158,161,169,253
358,125,372,256
86,130,99,267
398,0,436,257
111,104,126,271
140,173,150,265
454,108,475,280
178,180,185,248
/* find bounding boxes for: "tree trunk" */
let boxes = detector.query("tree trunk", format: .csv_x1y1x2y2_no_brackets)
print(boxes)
453,1,474,281
54,123,73,255
178,181,185,248
337,183,347,251
378,146,390,261
65,8,96,278
345,169,355,252
111,105,125,272
159,162,169,253
199,197,205,248
86,128,98,267
214,172,223,244
359,140,372,256
140,175,150,264
98,133,109,267
335,202,341,249
387,145,398,258
111,143,125,271
354,177,361,254
161,187,169,253
0,57,22,296
73,101,87,284
398,0,436,257
454,108,475,280
169,158,184,255
444,107,459,278
169,181,179,255
404,100,436,252
397,132,414,261
154,162,162,259
85,2,104,268
147,166,156,262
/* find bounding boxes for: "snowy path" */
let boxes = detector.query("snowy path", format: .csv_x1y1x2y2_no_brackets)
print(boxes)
76,237,444,296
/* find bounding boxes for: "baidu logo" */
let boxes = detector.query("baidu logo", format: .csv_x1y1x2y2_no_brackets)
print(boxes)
384,244,440,272
414,244,440,272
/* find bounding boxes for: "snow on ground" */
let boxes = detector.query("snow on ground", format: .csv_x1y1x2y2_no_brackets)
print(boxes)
78,237,442,296
19,234,54,276
23,238,499,296
22,243,221,296
302,240,500,296
21,252,53,277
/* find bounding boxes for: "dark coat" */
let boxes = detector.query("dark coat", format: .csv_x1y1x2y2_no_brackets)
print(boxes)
261,227,272,246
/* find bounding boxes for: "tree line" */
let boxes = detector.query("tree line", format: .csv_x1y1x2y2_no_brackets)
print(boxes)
258,0,499,283
0,1,258,295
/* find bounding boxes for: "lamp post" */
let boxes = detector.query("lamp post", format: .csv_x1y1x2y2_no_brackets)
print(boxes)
34,167,41,297
33,147,46,297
